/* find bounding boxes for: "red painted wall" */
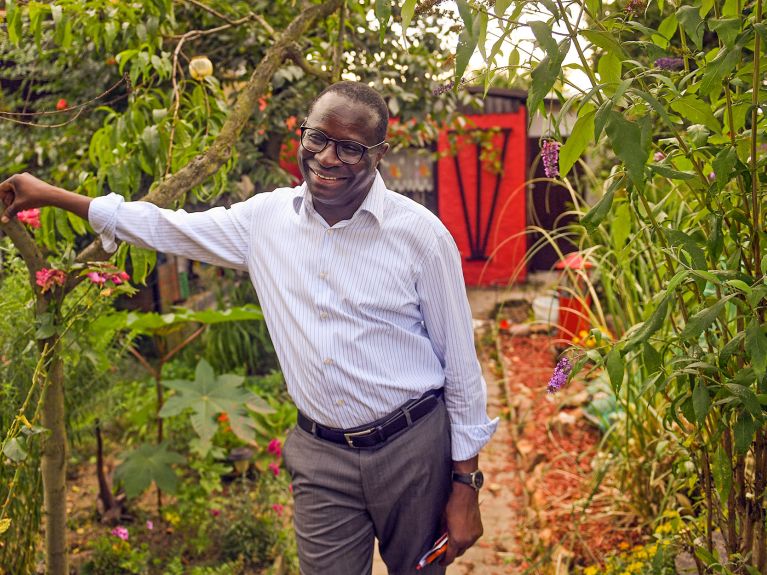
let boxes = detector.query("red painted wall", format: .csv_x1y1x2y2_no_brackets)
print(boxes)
437,111,527,286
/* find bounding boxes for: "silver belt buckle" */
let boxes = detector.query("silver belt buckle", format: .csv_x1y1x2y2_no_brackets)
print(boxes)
344,428,374,448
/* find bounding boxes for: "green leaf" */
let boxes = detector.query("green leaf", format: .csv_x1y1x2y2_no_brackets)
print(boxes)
700,45,742,97
7,0,23,46
400,0,417,32
129,245,156,285
726,383,762,420
677,5,705,50
669,95,721,133
35,313,58,340
494,0,512,18
666,229,707,272
709,17,742,48
2,437,27,463
648,164,696,180
734,411,756,454
559,108,594,177
712,147,737,190
375,0,392,44
746,320,767,379
527,25,569,117
160,359,265,450
114,443,185,499
580,175,621,233
598,53,622,87
681,297,732,340
455,27,478,85
643,343,662,375
713,446,732,502
606,112,648,189
605,348,624,392
692,382,710,425
626,295,670,351
580,29,627,60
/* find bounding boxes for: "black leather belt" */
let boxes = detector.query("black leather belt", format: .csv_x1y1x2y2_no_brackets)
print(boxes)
298,388,444,449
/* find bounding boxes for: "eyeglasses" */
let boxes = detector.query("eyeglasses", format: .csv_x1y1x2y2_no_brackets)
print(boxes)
300,125,386,165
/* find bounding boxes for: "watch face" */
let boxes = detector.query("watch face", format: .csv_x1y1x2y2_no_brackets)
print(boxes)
472,471,484,489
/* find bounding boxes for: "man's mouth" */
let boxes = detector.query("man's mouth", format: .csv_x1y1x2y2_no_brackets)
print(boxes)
311,168,344,181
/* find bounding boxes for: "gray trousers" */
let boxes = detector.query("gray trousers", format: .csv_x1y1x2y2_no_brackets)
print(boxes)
283,399,452,575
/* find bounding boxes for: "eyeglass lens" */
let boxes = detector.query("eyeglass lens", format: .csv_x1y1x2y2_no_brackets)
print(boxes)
301,128,366,164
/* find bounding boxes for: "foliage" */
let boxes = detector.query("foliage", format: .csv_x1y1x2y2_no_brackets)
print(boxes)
81,535,151,575
432,0,767,570
113,442,186,500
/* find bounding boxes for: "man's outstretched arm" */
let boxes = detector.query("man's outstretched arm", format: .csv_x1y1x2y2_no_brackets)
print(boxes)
0,173,92,222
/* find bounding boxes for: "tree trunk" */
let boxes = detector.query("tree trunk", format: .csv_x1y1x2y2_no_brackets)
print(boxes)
40,344,68,575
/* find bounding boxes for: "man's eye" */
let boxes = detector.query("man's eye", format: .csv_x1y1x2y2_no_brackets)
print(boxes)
340,143,363,155
307,133,326,145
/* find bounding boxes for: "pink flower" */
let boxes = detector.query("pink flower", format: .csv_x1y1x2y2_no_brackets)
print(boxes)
110,271,130,285
35,268,67,293
86,272,108,285
111,526,129,541
654,151,666,162
210,508,221,517
16,209,41,228
541,139,561,178
267,438,282,458
145,520,154,531
268,462,280,476
272,503,284,516
288,484,293,493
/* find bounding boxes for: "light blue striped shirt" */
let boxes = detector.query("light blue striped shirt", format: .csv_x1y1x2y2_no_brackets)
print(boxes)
89,172,497,459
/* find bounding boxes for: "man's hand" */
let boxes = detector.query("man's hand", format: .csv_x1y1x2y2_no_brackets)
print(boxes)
441,460,483,566
0,173,92,223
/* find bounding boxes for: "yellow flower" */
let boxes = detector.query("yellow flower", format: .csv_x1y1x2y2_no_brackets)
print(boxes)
583,566,599,575
618,542,630,550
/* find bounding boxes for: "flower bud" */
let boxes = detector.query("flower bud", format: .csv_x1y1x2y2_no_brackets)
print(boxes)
189,56,213,80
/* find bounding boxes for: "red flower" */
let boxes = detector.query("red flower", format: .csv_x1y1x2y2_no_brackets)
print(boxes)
267,438,282,458
55,99,68,111
36,268,67,293
498,319,510,331
268,462,280,476
217,412,229,423
271,503,284,516
16,209,41,228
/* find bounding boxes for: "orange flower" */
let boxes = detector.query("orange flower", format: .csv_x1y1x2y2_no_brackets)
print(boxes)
217,412,229,423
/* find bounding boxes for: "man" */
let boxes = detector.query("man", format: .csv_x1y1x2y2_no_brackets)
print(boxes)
0,81,497,574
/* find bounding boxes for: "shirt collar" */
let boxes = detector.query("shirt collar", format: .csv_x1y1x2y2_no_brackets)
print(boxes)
292,170,387,226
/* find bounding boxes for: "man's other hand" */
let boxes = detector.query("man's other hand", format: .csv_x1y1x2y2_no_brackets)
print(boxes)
1,173,91,222
441,481,483,566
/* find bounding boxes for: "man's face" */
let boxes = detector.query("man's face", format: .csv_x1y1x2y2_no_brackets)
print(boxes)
298,92,389,218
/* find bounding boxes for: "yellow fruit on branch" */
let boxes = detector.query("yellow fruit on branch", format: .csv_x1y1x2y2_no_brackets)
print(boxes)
189,56,213,80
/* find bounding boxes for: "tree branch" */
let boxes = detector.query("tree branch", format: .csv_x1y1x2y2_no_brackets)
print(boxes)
0,219,46,289
286,43,333,82
75,0,342,265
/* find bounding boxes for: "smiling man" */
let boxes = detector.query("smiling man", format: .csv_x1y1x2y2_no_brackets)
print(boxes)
0,81,497,574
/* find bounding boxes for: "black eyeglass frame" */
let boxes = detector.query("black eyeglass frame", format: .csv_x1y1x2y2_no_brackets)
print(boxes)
299,124,386,165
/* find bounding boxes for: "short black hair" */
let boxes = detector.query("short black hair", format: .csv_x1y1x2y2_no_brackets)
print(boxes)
308,81,389,143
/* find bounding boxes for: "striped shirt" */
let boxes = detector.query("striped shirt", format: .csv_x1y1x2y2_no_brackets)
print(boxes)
89,172,497,459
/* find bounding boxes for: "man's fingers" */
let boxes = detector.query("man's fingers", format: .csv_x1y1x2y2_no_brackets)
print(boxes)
0,176,20,223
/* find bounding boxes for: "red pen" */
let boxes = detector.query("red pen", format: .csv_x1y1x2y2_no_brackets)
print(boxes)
415,532,449,570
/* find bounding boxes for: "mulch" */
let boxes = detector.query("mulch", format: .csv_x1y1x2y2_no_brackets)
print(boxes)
498,333,643,573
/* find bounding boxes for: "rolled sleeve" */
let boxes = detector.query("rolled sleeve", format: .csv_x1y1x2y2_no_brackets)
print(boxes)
88,192,255,270
417,230,499,461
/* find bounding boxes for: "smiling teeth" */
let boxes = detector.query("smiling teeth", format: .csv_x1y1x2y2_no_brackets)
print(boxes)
313,169,339,181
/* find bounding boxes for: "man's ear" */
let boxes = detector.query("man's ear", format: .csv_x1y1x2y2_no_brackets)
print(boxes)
374,143,391,166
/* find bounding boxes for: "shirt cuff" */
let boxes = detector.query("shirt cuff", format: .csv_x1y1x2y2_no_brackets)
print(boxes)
88,193,125,253
450,418,499,461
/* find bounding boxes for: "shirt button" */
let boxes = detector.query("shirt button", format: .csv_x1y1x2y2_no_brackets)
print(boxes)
319,272,328,280
320,311,329,319
327,229,334,236
324,358,333,365
336,399,345,406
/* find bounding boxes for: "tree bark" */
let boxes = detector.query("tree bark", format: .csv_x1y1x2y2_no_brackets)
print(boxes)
39,341,68,575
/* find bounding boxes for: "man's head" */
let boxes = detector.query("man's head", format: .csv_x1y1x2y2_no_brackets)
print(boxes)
298,82,390,224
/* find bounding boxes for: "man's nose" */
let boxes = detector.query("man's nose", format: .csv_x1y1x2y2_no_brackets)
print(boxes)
315,141,342,166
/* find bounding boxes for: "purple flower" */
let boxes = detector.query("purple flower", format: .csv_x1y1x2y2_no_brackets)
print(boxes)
111,526,129,541
655,57,684,71
654,151,666,162
433,81,455,96
708,171,716,182
146,520,154,531
547,356,573,394
541,140,561,178
625,0,645,15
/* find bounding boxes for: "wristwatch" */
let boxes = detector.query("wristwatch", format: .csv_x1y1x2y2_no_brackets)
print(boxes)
452,470,484,491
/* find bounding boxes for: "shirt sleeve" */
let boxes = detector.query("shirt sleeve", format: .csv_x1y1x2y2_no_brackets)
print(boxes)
88,193,254,271
417,230,499,461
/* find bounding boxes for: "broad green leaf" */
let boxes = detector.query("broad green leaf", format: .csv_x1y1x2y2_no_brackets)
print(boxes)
580,176,622,233
400,0,417,32
709,18,742,48
7,0,23,46
605,348,624,392
712,147,737,190
455,28,478,85
580,30,627,60
713,446,732,502
559,108,594,177
606,112,647,189
677,5,704,50
692,382,710,425
129,245,156,284
669,95,721,133
657,14,678,40
700,45,742,97
681,297,732,340
527,30,569,117
597,53,622,88
666,229,707,271
726,383,762,420
494,0,512,18
455,0,473,31
529,21,557,57
2,437,27,463
611,201,631,250
643,343,662,375
114,443,185,499
746,320,767,379
625,295,670,351
734,411,756,454
722,0,738,16
649,164,696,180
477,11,488,61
